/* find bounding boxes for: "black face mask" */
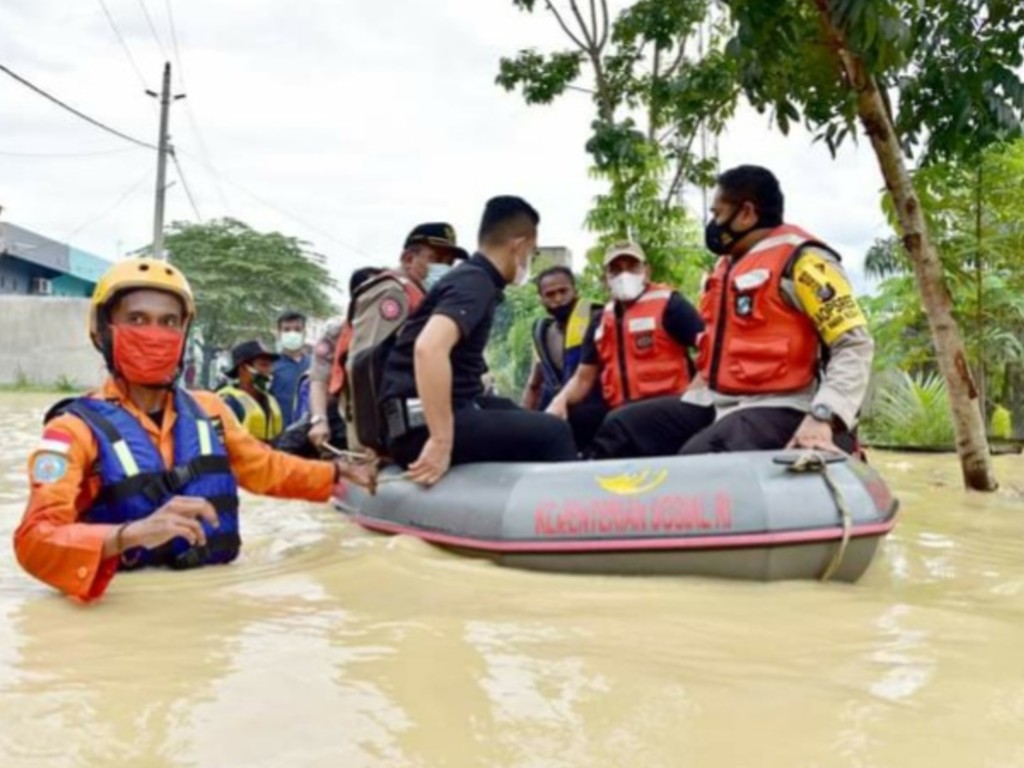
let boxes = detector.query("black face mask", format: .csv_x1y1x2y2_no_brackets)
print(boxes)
550,301,576,324
705,205,758,255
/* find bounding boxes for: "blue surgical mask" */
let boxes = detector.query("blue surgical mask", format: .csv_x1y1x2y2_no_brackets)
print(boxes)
424,263,452,290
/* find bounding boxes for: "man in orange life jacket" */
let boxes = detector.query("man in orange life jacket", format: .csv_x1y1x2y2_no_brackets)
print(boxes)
545,241,703,448
306,223,468,450
13,258,376,602
588,165,874,458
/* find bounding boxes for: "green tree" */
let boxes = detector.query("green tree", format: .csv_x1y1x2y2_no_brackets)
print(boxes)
719,0,1024,490
497,0,736,281
863,141,1024,435
163,218,337,385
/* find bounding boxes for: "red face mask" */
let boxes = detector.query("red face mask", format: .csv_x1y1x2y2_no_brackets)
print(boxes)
110,325,186,386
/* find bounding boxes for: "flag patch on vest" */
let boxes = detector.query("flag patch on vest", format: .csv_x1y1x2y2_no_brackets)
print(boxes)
32,452,68,483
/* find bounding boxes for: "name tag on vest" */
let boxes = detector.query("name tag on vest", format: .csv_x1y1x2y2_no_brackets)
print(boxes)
733,268,771,292
628,317,657,334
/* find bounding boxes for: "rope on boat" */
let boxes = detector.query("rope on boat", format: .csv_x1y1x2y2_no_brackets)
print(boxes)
786,452,852,582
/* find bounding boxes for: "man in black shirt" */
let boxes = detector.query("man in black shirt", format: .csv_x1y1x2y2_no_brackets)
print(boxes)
378,196,577,485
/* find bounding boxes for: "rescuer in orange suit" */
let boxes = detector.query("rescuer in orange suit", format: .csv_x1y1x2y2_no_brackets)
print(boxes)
13,258,376,602
545,241,703,433
588,165,874,458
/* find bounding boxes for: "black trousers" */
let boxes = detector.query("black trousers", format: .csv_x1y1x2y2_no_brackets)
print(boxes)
589,397,715,459
567,400,609,456
388,396,578,468
590,397,856,459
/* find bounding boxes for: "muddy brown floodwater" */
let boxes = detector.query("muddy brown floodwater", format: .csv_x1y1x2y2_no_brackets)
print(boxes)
1,393,1023,767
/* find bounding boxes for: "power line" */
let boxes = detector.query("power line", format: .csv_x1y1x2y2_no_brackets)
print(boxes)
0,146,141,158
163,0,186,82
164,0,231,212
65,168,154,242
0,63,158,150
95,0,149,91
170,148,202,221
177,148,372,258
136,0,170,61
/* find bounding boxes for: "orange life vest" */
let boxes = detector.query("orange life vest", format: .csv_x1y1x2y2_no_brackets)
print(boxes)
329,271,424,398
594,283,692,409
695,223,824,395
328,322,354,397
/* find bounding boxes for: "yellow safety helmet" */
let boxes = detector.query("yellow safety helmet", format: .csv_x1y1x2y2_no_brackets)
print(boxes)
89,258,196,349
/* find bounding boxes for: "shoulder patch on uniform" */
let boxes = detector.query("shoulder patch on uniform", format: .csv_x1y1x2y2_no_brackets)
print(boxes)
38,428,73,455
380,297,402,320
32,452,68,483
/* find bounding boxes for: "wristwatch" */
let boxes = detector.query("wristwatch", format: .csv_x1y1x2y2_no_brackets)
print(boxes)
810,403,833,424
309,415,326,426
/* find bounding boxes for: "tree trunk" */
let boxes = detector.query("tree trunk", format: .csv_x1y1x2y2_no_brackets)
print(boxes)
813,2,997,490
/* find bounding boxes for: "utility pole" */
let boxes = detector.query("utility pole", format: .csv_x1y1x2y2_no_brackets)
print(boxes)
147,62,185,260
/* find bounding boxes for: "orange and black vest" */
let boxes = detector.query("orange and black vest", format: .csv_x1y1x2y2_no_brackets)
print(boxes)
328,271,424,397
594,283,692,408
696,223,825,395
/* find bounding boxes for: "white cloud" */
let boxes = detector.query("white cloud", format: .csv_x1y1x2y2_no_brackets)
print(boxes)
0,0,890,298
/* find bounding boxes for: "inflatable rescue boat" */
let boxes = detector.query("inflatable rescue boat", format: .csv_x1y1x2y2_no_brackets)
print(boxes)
334,451,898,582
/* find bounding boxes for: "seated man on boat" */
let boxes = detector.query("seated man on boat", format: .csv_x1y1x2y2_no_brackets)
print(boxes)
521,266,607,452
217,340,285,443
13,258,375,602
545,241,703,441
375,195,578,485
588,165,873,458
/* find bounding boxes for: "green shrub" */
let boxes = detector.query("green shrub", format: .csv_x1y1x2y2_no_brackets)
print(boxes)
863,370,956,447
54,374,80,393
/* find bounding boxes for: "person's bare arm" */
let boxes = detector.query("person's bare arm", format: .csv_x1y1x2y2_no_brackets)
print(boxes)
407,315,460,486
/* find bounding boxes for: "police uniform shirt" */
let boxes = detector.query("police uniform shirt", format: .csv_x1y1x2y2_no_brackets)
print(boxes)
380,253,506,403
580,291,704,365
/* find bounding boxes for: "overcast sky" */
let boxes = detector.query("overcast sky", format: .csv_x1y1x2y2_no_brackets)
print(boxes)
0,0,892,295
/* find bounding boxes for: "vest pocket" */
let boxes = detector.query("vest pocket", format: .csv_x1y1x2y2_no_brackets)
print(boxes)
726,337,790,384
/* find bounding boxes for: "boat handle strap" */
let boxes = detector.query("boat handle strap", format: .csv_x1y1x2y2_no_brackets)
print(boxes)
786,452,853,582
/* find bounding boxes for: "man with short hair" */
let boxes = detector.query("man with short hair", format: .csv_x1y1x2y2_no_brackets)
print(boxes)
378,196,577,485
546,241,703,431
13,258,374,601
271,310,310,426
589,165,874,458
218,340,285,443
522,266,607,451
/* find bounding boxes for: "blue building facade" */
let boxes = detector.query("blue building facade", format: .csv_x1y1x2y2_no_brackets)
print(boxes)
0,223,111,297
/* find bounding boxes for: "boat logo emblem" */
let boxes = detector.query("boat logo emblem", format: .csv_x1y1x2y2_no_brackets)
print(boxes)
595,469,669,496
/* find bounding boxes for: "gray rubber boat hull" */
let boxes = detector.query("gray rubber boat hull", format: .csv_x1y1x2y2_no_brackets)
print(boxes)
334,451,898,582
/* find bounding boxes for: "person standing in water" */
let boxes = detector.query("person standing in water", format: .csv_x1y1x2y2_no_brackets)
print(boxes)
13,258,375,602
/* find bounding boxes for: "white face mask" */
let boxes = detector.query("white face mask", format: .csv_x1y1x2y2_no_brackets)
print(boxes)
424,263,451,290
609,272,646,302
513,250,533,287
279,330,305,352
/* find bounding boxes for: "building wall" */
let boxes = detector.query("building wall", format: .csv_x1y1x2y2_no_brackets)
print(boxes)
0,296,106,387
0,255,33,295
51,274,96,298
